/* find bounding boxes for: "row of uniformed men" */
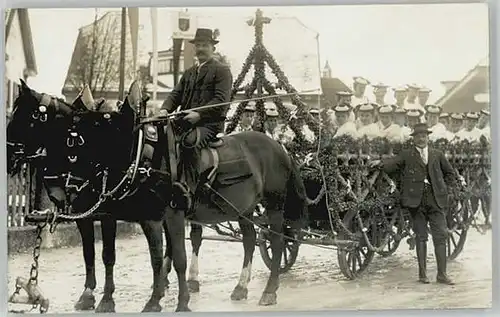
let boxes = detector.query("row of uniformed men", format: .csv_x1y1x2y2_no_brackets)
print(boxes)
231,101,491,145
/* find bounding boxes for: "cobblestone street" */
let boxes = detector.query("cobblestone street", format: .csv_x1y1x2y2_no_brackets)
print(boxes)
8,226,492,313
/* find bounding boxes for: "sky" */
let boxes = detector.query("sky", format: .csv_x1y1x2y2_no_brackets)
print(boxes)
25,3,489,103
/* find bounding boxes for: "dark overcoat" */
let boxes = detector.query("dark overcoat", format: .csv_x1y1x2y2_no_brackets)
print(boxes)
382,146,458,209
161,58,233,136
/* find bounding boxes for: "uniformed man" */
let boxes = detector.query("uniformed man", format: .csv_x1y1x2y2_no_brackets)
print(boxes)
234,103,256,132
438,112,450,130
425,105,454,142
393,86,408,109
418,86,432,107
404,83,425,112
332,104,358,139
377,105,403,142
329,91,355,126
369,123,457,285
455,112,482,142
351,76,371,108
356,103,380,140
159,28,233,204
372,82,389,106
264,107,280,140
393,107,407,127
402,109,424,141
478,109,491,142
449,113,464,134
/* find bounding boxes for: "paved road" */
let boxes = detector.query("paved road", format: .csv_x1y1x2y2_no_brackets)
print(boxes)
8,226,492,313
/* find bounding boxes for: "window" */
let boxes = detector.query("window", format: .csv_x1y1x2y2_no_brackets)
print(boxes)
157,59,169,74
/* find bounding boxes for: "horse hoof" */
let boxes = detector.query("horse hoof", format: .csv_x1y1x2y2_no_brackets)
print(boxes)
142,300,162,313
258,292,277,306
187,280,200,293
230,285,248,301
175,305,191,312
95,298,116,313
74,294,95,311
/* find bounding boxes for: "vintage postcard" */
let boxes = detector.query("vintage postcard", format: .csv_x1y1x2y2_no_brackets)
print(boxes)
5,3,491,313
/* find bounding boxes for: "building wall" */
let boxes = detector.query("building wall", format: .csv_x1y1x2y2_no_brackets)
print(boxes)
5,10,28,113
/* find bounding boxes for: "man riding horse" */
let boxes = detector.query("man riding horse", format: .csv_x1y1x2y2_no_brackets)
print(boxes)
158,28,233,209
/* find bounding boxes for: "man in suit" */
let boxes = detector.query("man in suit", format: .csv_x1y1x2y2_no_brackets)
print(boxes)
370,123,457,285
159,28,233,206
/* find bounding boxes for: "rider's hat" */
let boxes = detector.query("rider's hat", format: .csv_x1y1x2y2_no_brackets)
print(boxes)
334,105,351,113
309,108,320,115
439,112,450,119
394,107,407,114
419,86,432,93
466,112,479,120
407,83,420,90
266,108,279,117
480,109,490,116
357,103,375,112
450,113,464,120
244,103,256,112
189,28,219,44
393,85,407,92
336,91,353,97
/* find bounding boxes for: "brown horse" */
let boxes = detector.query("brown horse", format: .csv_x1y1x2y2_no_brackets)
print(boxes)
58,86,309,311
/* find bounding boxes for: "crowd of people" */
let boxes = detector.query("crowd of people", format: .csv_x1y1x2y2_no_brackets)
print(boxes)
229,76,491,145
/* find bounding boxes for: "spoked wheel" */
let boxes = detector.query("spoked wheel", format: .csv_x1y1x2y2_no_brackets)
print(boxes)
258,225,300,274
337,208,376,280
446,198,470,261
377,207,405,257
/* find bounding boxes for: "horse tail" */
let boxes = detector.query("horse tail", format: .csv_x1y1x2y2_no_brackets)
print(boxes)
283,155,309,229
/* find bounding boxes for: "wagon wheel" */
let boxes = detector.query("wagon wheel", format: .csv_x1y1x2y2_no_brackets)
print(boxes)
446,197,470,261
337,208,376,280
377,206,405,257
258,225,300,274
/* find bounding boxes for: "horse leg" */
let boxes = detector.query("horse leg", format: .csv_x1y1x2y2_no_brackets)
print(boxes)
140,220,165,313
166,208,190,312
482,195,491,226
187,223,203,293
95,219,117,313
163,219,173,289
231,218,256,301
74,219,97,311
259,211,284,306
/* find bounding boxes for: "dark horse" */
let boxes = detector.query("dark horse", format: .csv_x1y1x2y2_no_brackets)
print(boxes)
6,81,171,313
58,85,309,311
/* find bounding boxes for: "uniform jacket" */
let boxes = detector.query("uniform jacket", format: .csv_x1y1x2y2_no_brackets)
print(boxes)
382,146,458,209
161,58,233,133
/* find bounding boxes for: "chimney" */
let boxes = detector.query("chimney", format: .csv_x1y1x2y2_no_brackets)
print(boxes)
441,81,459,93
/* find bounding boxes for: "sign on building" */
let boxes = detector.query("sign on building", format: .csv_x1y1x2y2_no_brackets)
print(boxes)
172,10,197,40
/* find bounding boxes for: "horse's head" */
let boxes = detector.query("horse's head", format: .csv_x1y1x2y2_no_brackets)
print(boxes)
6,79,74,175
45,85,137,211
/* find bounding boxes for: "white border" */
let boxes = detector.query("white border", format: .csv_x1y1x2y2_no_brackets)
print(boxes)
0,0,497,316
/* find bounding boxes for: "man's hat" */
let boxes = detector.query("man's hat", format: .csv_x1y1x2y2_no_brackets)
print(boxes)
378,105,394,114
393,85,407,92
266,109,279,117
353,76,370,85
450,113,464,120
334,105,351,113
394,107,407,114
481,109,490,116
189,28,219,44
357,103,375,112
406,109,424,118
372,82,388,89
424,105,441,114
439,112,450,119
244,104,256,112
419,86,432,93
336,91,353,97
466,112,479,120
410,122,432,136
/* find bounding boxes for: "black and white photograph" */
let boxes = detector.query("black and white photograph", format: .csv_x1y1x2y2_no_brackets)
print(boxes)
5,3,492,314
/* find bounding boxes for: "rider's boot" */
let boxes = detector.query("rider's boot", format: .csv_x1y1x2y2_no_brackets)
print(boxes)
416,241,430,284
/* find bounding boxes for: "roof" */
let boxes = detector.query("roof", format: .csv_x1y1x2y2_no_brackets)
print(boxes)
5,9,37,76
62,11,136,95
435,56,489,108
320,77,352,104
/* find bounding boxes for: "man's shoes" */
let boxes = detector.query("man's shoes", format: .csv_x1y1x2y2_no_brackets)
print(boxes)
416,242,429,284
419,276,430,284
436,274,455,285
